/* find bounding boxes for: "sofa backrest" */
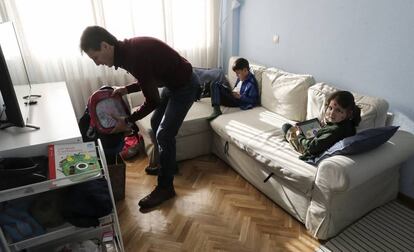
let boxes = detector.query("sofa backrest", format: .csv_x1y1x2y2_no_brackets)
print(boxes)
228,56,314,122
226,57,387,128
306,83,389,131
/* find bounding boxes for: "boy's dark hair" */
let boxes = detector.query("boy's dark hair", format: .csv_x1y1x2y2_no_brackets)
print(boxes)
232,58,250,71
80,26,118,52
326,91,362,126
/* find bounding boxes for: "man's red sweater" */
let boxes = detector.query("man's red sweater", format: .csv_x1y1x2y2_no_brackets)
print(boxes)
113,37,192,122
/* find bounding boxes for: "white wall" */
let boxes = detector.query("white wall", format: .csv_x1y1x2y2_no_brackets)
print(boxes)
230,0,414,197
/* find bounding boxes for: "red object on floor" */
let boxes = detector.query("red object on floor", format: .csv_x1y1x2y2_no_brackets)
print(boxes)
120,134,142,160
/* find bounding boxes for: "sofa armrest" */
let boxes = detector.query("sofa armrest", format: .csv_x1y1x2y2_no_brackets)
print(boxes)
126,92,145,110
315,130,414,192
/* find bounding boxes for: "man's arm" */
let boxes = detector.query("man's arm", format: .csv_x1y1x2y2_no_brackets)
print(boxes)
112,81,141,97
127,80,160,122
110,81,159,133
125,81,142,93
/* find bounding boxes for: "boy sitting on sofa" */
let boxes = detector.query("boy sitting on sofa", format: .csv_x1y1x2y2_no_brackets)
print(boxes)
207,57,260,120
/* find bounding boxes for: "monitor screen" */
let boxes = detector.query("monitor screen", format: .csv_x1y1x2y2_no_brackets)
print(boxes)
0,21,30,129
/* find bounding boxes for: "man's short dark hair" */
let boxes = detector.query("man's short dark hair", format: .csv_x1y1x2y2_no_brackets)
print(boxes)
232,58,250,71
80,26,118,52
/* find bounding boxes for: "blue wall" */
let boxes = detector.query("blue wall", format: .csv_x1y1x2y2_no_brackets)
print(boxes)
225,0,414,197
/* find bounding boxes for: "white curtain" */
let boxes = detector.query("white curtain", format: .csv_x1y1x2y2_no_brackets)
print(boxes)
0,0,220,118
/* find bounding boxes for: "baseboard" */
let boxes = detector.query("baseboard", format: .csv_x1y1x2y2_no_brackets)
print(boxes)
397,192,414,210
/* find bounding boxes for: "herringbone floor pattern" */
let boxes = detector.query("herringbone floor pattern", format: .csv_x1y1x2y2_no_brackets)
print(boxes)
116,154,320,252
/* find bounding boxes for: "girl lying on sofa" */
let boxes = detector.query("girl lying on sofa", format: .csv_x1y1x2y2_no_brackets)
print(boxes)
282,91,361,160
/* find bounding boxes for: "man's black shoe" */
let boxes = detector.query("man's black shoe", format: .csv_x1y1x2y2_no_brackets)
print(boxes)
145,166,159,175
138,186,176,209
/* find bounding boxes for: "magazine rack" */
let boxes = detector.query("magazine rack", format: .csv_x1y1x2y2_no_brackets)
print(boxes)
0,139,125,252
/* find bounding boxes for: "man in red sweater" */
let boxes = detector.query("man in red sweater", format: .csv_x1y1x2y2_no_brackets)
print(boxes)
80,26,200,209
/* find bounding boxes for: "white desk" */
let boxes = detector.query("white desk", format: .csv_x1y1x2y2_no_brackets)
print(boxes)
0,82,82,157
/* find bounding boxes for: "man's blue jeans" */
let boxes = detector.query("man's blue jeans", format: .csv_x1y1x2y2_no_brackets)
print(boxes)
150,72,200,188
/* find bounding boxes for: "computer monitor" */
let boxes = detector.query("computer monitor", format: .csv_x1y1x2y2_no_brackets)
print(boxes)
0,21,36,129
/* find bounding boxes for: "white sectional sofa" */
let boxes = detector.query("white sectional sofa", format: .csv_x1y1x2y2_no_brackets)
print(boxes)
128,57,414,240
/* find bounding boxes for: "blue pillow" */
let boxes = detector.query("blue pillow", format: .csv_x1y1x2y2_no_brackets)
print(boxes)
307,126,399,165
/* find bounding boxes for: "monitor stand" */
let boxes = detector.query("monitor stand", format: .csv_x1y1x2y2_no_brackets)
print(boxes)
0,120,40,130
23,94,42,100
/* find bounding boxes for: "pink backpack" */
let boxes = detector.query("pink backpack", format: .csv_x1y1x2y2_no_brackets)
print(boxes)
87,87,131,135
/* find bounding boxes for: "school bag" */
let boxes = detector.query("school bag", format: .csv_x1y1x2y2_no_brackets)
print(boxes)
78,86,139,163
120,134,143,160
87,86,131,135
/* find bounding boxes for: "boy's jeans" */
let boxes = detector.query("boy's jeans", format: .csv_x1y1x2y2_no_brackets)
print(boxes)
150,72,200,188
211,82,240,107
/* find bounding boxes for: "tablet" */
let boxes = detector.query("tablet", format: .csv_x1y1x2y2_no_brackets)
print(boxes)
296,118,322,139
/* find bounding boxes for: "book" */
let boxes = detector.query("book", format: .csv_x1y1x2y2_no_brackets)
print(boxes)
48,142,101,184
296,118,322,139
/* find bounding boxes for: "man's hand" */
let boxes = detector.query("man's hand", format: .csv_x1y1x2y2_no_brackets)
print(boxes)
110,114,131,134
111,86,128,97
232,92,241,99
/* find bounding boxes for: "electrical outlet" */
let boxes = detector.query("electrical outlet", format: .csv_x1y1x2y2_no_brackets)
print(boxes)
272,35,279,44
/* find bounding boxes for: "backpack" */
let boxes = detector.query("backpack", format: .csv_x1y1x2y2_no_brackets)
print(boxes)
120,134,143,160
87,86,131,135
78,86,139,162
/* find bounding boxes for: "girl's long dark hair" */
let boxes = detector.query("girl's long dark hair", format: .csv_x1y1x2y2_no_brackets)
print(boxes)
326,91,361,127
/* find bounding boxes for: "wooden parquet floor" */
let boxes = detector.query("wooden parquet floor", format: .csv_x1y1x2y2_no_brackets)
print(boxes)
116,154,320,252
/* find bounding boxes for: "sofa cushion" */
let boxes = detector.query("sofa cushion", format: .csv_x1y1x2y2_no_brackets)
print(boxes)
306,83,389,131
134,97,239,161
210,107,318,195
308,126,399,164
261,68,314,122
210,106,292,142
136,98,239,138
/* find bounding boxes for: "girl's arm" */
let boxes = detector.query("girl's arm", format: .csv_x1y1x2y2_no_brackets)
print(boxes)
298,127,342,156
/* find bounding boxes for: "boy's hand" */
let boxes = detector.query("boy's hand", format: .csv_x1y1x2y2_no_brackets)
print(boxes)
232,92,241,99
112,86,128,97
110,114,131,134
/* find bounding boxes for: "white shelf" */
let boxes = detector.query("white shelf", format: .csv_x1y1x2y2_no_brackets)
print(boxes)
0,170,103,203
7,214,114,251
0,141,124,252
0,82,124,252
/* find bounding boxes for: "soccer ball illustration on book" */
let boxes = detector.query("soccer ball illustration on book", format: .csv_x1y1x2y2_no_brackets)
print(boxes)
59,153,100,177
